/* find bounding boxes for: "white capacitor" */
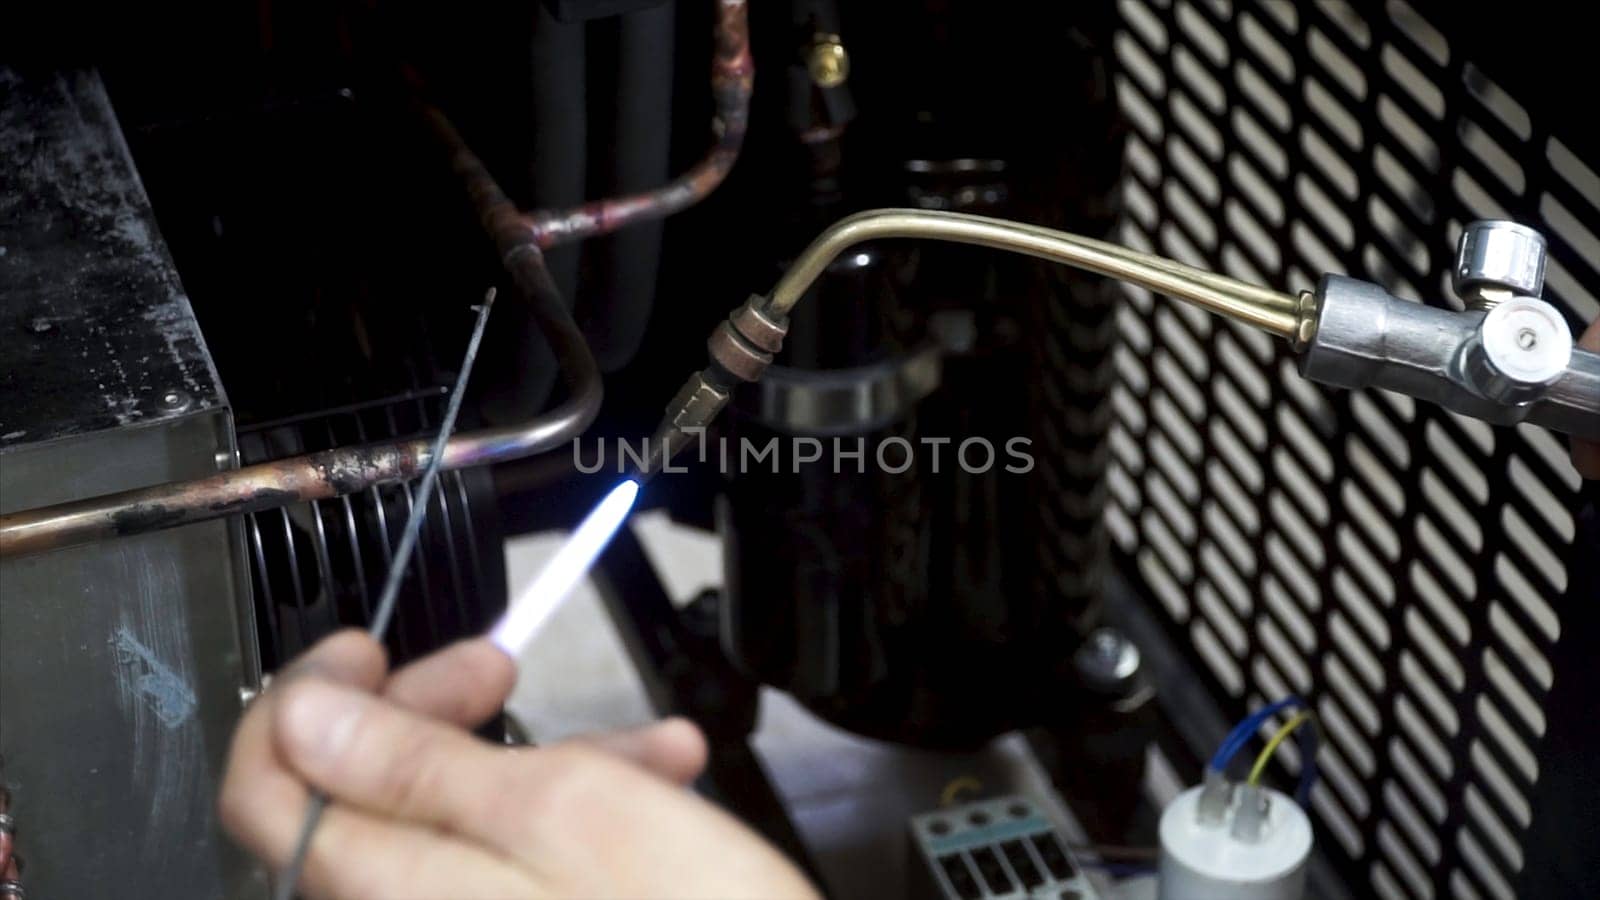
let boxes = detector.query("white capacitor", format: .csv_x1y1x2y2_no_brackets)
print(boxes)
1158,785,1312,900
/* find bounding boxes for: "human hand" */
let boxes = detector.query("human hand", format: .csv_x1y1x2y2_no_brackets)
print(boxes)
219,630,819,900
1574,316,1600,479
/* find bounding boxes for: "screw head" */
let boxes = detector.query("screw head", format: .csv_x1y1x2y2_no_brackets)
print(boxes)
1075,627,1141,690
1478,296,1572,389
159,390,191,412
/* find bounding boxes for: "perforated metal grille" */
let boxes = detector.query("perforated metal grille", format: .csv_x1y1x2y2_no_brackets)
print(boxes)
1105,2,1597,897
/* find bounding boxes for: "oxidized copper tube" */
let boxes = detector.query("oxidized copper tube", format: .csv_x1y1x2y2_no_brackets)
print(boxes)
1,99,594,563
0,1,759,559
403,0,750,253
516,0,752,248
0,211,596,558
0,274,599,559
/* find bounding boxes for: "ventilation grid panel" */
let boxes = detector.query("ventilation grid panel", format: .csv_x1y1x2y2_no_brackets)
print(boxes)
1106,2,1596,898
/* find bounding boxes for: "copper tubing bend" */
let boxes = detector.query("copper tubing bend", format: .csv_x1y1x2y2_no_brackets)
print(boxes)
0,269,600,559
437,0,752,251
0,0,754,560
516,0,752,248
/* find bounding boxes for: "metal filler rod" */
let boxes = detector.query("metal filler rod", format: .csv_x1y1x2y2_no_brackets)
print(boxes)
273,292,495,900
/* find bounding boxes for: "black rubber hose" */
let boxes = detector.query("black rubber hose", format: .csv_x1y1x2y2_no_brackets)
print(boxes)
583,2,675,370
481,4,587,423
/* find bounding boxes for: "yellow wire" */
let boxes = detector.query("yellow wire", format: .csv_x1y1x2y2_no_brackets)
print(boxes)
939,776,983,807
1247,711,1313,787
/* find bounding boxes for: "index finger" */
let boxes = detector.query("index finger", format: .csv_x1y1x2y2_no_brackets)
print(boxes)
382,638,515,728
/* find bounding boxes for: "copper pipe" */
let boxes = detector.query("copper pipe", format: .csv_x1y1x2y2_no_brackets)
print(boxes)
0,265,598,559
0,97,603,564
0,1,759,560
516,0,751,248
401,0,749,252
0,152,601,559
0,128,598,559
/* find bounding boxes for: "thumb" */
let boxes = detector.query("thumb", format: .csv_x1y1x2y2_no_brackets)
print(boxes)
272,677,550,864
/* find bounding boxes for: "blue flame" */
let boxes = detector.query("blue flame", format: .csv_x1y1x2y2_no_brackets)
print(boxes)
489,478,641,656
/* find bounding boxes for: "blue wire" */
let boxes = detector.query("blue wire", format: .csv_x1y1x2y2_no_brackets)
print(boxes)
1208,695,1309,772
1294,718,1319,805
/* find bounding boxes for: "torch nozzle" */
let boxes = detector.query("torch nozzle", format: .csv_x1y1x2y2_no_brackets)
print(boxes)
629,368,734,484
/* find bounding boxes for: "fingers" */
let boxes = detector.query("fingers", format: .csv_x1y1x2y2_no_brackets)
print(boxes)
226,632,716,898
271,678,711,865
378,641,703,782
218,630,387,866
570,718,708,786
271,678,531,855
270,628,389,686
377,637,703,781
289,805,528,900
383,638,516,728
1573,318,1600,479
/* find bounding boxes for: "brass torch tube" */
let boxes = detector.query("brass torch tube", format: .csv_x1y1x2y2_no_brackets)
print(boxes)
764,209,1309,342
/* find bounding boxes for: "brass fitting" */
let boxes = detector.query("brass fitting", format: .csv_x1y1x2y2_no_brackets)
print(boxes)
707,295,789,383
806,35,850,89
637,297,790,480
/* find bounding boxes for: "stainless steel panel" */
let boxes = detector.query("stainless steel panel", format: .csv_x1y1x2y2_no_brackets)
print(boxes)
0,67,264,898
1,418,264,898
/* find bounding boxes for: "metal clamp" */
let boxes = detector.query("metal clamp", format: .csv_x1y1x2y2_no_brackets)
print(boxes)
708,296,789,383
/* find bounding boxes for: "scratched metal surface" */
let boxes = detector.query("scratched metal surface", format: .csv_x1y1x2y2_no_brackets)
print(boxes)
0,69,264,898
0,67,225,451
0,421,264,898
